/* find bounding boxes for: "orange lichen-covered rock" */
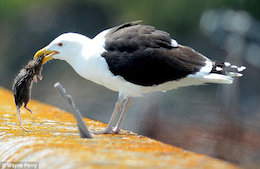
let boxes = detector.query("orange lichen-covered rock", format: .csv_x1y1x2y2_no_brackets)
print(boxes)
0,87,240,169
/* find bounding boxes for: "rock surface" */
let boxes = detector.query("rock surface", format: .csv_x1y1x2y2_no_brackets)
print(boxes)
0,87,240,169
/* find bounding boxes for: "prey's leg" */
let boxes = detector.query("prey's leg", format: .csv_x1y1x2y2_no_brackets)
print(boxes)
33,76,38,83
92,92,125,134
24,104,33,114
17,106,30,132
113,97,131,133
39,75,43,80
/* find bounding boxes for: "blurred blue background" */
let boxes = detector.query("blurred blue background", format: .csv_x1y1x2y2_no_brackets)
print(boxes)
0,1,259,168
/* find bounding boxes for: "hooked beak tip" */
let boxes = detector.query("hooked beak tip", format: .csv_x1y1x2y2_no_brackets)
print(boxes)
34,47,47,60
34,47,58,64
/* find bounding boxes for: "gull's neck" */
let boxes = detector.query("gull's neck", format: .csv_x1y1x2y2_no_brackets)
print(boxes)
66,30,109,82
75,29,110,62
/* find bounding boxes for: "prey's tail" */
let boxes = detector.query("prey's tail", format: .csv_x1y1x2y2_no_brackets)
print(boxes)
197,61,246,84
16,105,30,132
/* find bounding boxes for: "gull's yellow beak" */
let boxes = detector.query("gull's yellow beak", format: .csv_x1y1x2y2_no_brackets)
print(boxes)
34,47,59,64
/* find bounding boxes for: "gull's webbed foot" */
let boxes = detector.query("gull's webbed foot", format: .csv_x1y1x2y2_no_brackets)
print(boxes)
92,93,130,135
92,127,114,134
91,127,121,134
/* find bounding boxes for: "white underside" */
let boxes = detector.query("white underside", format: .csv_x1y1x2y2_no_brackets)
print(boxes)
58,29,234,97
84,73,233,97
71,63,233,97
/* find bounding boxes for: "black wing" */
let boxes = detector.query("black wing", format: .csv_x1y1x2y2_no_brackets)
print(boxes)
102,21,207,86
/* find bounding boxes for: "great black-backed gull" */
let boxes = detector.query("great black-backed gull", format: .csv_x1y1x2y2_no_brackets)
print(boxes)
34,21,246,134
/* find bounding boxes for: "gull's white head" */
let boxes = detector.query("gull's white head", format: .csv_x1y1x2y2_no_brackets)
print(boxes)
34,33,90,64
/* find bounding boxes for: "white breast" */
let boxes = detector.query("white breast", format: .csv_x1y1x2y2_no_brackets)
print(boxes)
66,31,143,97
72,55,143,97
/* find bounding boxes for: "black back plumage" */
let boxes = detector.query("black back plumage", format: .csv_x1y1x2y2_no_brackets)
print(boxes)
102,21,208,86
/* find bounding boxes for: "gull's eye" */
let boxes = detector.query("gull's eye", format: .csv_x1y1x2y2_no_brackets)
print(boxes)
58,43,63,47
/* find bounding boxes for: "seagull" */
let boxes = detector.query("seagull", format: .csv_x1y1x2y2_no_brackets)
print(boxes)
34,21,246,134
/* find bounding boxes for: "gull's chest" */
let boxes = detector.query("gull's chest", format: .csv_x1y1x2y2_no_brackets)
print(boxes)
72,55,120,91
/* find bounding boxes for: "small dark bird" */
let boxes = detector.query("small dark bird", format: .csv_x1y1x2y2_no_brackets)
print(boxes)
12,55,44,131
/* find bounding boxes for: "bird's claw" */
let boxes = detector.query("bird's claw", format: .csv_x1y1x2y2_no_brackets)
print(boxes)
92,127,121,134
112,127,121,134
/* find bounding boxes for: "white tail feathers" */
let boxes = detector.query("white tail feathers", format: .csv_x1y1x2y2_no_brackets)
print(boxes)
211,61,246,78
193,61,246,85
202,73,234,84
224,62,231,66
222,62,246,77
227,72,243,77
230,65,246,72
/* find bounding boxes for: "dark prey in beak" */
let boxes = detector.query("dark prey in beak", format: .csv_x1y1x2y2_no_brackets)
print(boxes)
12,55,44,131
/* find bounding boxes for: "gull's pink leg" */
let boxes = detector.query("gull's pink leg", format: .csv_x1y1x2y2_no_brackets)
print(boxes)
113,97,131,134
92,92,125,134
